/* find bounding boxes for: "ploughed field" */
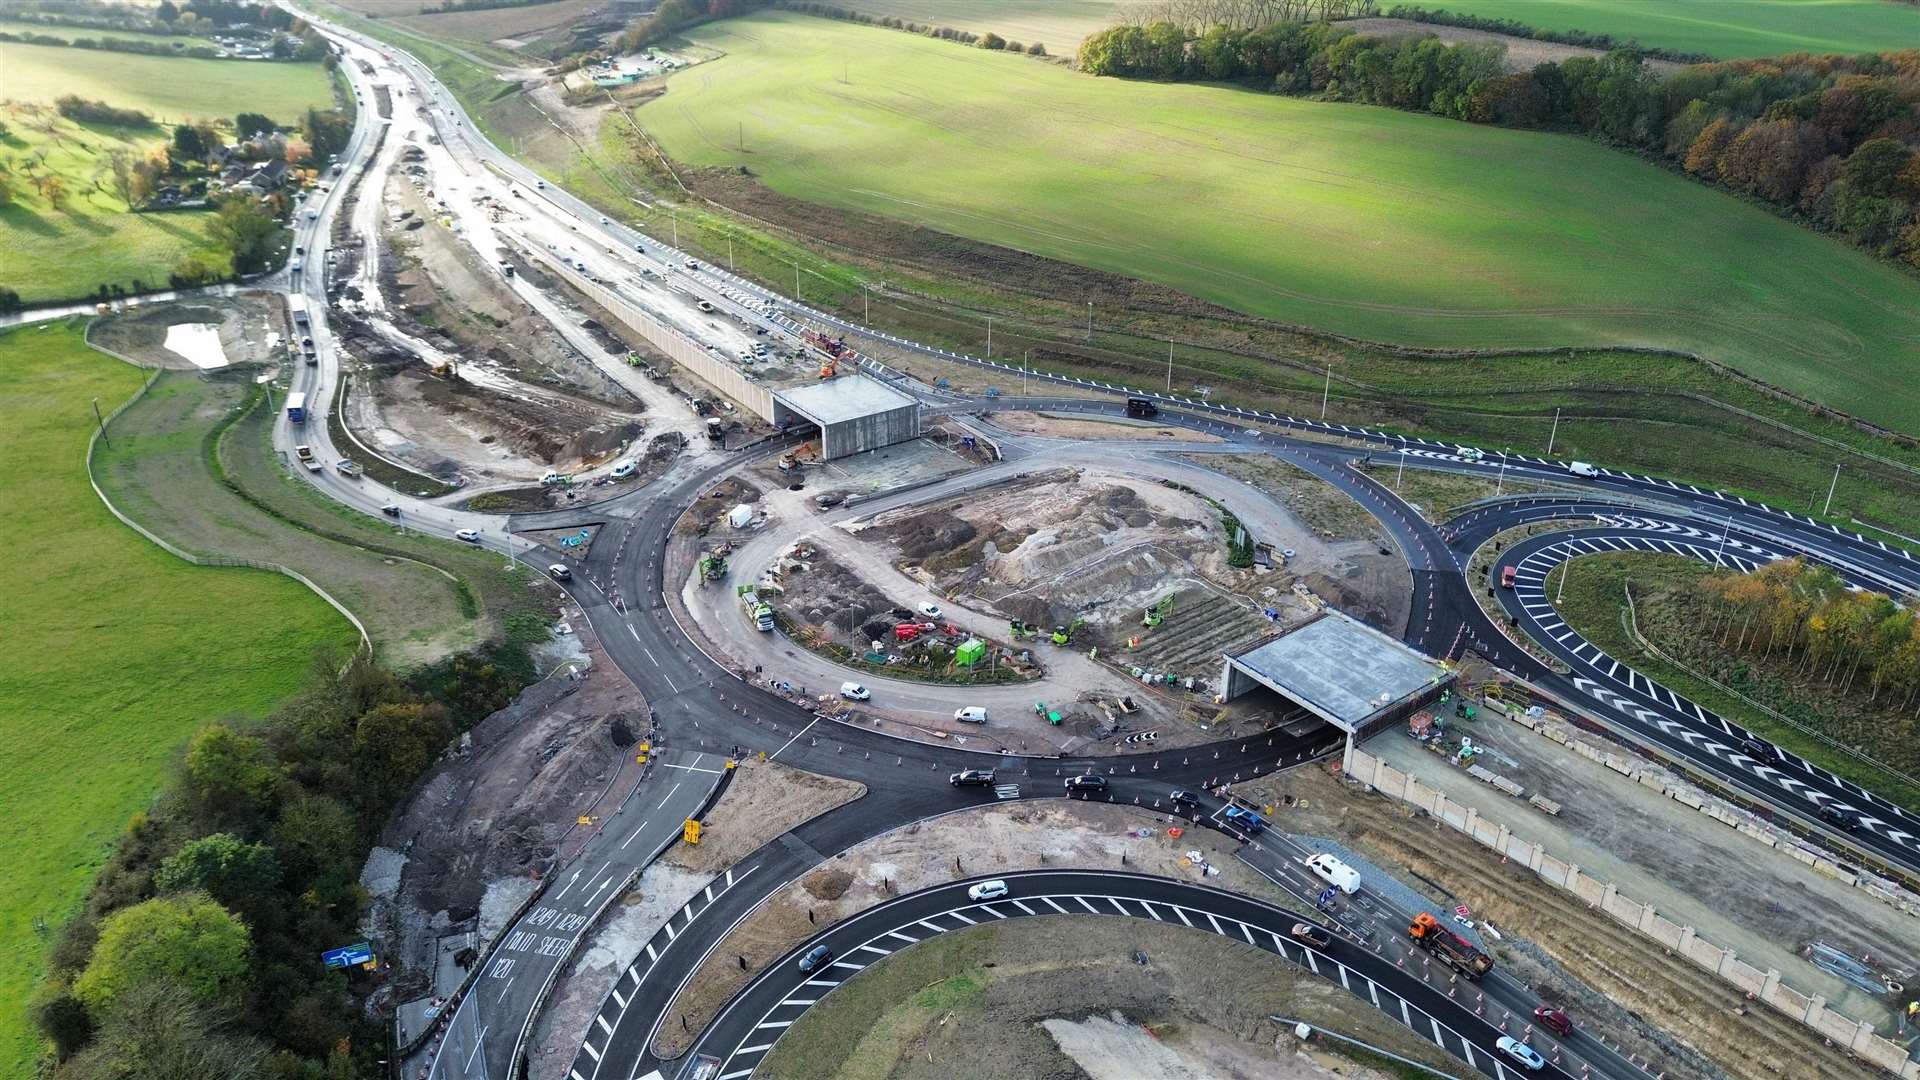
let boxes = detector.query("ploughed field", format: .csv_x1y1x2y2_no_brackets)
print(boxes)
639,12,1920,432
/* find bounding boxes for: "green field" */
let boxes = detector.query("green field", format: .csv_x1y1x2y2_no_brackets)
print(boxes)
0,39,333,124
0,109,228,303
0,17,211,49
838,0,1155,49
639,14,1920,432
1402,0,1918,60
0,321,355,1073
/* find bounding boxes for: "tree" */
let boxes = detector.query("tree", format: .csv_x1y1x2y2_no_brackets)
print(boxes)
37,173,69,207
171,123,207,162
31,991,93,1062
74,893,252,1015
235,112,276,139
1842,138,1914,200
60,979,266,1080
1027,41,1047,56
157,0,180,21
154,833,281,910
977,31,1005,50
270,791,359,887
105,149,138,210
1684,116,1736,179
183,723,282,822
205,197,281,276
352,701,452,807
1717,118,1823,202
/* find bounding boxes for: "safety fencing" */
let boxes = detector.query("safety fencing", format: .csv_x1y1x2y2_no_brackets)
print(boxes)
1343,741,1919,1078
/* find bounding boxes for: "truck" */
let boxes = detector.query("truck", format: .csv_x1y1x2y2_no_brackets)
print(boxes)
285,392,308,424
288,294,310,327
740,591,774,631
1126,397,1159,419
1407,913,1494,979
293,445,322,473
697,554,728,582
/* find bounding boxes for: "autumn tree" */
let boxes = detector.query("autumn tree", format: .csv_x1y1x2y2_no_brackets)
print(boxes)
74,893,251,1015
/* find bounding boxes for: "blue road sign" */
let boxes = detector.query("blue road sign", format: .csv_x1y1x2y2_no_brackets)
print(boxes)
1316,886,1337,908
322,942,374,970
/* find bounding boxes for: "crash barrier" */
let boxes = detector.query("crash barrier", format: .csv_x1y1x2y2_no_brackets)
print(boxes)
1345,745,1919,1078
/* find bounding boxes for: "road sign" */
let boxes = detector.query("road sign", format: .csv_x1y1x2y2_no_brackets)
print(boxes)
577,815,593,826
321,942,374,970
1316,886,1336,908
683,818,702,845
1455,904,1471,918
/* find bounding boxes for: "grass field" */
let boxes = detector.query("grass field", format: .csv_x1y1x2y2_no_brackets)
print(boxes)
92,368,489,666
0,39,333,124
0,321,354,1073
837,0,1155,49
1404,0,1918,60
0,17,210,49
0,108,228,303
640,14,1920,433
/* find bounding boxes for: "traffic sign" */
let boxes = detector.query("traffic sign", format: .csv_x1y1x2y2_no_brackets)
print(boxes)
322,942,374,970
683,818,702,845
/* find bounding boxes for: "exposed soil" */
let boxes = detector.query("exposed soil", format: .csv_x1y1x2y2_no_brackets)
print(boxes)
665,758,866,875
990,410,1224,443
1235,764,1882,1080
653,799,1292,1058
1338,18,1684,75
760,917,1461,1080
89,292,285,370
362,621,653,1007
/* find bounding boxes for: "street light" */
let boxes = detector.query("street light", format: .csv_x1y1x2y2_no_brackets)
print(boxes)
1023,348,1032,395
1496,447,1510,496
1823,462,1842,517
1546,407,1561,456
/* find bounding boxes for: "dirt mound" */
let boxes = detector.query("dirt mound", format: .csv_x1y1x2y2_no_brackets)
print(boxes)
803,868,853,901
888,511,977,560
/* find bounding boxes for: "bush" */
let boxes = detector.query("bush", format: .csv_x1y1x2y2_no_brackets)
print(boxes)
54,95,153,129
979,31,1005,50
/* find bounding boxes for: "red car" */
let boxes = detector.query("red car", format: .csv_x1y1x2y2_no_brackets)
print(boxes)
1533,1006,1574,1037
1500,565,1518,589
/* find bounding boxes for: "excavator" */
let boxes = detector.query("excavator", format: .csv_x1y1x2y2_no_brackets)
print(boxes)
1142,594,1176,628
430,359,457,378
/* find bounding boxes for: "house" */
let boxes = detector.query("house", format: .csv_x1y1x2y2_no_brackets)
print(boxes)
242,158,289,193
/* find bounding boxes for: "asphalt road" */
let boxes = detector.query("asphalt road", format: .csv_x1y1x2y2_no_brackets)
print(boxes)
680,869,1574,1080
258,11,1920,1077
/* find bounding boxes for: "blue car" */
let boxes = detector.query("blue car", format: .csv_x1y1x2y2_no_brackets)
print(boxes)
1223,806,1268,833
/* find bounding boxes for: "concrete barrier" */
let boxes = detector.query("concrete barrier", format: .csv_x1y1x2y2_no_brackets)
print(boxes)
1344,747,1916,1077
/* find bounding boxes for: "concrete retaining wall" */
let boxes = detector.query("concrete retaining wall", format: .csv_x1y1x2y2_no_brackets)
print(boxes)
526,251,776,421
1346,747,1917,1078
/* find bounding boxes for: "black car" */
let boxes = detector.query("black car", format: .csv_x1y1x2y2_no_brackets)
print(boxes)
1064,774,1108,794
1817,803,1862,832
949,769,995,787
1739,736,1772,761
1168,789,1198,809
797,945,832,972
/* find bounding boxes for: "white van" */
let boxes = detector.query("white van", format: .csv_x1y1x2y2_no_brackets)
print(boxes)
1304,853,1362,895
839,682,870,701
1568,461,1599,478
954,707,987,724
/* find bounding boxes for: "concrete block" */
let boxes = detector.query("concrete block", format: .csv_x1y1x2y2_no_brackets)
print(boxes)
1636,771,1668,793
1669,787,1705,810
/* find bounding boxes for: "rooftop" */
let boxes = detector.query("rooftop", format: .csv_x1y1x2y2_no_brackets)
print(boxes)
772,375,916,425
1227,610,1447,732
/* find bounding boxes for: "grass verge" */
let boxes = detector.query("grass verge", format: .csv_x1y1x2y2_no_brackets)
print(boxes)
1546,552,1920,814
0,320,355,1073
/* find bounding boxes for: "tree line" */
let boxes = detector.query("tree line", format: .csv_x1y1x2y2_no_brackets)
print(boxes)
1125,0,1377,32
603,0,1054,64
1704,558,1920,708
1077,21,1920,269
1384,5,1712,65
32,647,533,1078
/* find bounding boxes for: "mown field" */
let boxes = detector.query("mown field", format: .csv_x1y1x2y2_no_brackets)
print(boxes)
837,0,1155,49
0,321,354,1073
0,109,228,303
640,13,1920,432
1408,0,1918,60
0,39,333,123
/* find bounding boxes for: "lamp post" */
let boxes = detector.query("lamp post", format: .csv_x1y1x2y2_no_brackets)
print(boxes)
1823,462,1841,516
1023,349,1031,396
1546,407,1561,456
1496,448,1510,496
1320,366,1331,420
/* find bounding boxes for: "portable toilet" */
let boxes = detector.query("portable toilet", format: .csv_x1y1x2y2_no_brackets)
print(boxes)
955,638,986,667
727,504,753,529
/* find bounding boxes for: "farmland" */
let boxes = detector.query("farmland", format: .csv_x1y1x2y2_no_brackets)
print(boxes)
836,0,1156,49
638,13,1920,432
1399,0,1918,60
0,39,333,124
0,108,229,303
0,321,354,1073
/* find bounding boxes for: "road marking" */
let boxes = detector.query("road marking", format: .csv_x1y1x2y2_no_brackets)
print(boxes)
1075,895,1099,914
464,1026,489,1071
916,919,946,935
611,988,628,1009
1012,900,1035,915
620,818,653,850
658,782,683,809
1173,906,1193,928
657,763,722,774
718,1071,752,1080
1107,896,1129,916
754,1020,792,1030
1041,897,1067,914
831,960,864,971
770,718,818,762
1205,912,1225,936
950,909,975,925
596,1016,614,1036
804,978,836,987
705,884,715,904
886,930,918,945
644,943,656,963
858,944,891,956
738,1042,775,1054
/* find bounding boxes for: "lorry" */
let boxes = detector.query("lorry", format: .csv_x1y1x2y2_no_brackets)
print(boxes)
740,591,774,631
285,392,308,424
1126,397,1159,419
288,294,310,327
293,445,322,473
1407,912,1494,979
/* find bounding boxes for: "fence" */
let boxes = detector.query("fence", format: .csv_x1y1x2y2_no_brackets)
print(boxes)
1343,742,1919,1078
82,327,372,656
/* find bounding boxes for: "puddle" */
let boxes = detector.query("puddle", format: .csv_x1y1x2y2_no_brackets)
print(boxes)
163,322,229,369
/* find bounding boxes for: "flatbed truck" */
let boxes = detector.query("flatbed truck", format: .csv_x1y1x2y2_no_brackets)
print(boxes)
1408,912,1493,979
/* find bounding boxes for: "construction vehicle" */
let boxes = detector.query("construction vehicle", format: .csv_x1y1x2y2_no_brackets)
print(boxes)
431,359,457,378
802,329,852,362
1407,913,1493,979
1143,594,1176,628
740,590,774,631
893,622,936,643
1049,618,1086,646
706,418,724,441
1009,620,1039,640
697,554,728,582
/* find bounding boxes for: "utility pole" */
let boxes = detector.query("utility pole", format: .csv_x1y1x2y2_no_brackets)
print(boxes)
986,316,992,358
1496,448,1510,496
1085,300,1092,343
1546,407,1561,456
1823,462,1841,516
1166,340,1173,393
1556,556,1568,605
727,234,734,270
671,207,678,247
91,396,111,450
1320,366,1331,420
794,260,801,300
1715,514,1732,563
1023,349,1031,395
862,283,869,322
1396,440,1406,491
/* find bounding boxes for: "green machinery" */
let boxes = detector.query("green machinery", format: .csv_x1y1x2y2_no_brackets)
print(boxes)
697,554,728,582
1050,618,1086,646
1142,594,1177,628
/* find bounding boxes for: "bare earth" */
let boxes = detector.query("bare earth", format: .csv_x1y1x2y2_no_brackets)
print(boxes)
664,758,867,875
990,410,1224,442
652,798,1292,1058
